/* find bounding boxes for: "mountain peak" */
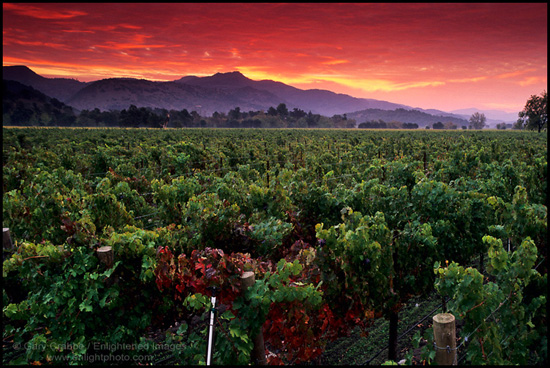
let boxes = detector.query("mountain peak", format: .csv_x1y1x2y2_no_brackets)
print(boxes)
3,65,43,81
4,65,36,72
177,70,254,89
211,71,250,81
214,70,244,76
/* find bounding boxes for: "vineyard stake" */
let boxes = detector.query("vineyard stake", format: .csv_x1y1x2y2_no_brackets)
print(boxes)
3,228,13,251
432,313,457,365
206,286,218,366
423,151,427,172
266,160,270,189
388,241,399,362
388,310,399,361
241,271,267,365
96,246,118,285
97,246,114,269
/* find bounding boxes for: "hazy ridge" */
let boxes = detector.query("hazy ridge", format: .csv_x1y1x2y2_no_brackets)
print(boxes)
3,65,516,127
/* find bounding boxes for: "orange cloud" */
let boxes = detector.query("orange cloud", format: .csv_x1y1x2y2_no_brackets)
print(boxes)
8,40,68,49
322,59,350,65
61,29,95,34
119,24,142,30
302,75,446,93
449,76,488,83
496,69,536,79
519,76,544,87
93,42,168,50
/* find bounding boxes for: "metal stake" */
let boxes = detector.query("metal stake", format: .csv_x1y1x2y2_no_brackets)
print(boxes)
206,287,218,366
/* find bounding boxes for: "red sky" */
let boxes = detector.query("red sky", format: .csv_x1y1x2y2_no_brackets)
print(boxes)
3,2,547,113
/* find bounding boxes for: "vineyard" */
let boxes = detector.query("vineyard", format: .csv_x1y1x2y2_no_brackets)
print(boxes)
2,127,547,365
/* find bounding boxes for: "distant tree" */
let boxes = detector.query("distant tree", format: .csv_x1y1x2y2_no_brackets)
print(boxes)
292,117,308,128
444,121,457,130
403,123,419,129
433,121,444,129
276,103,289,117
131,105,147,127
306,111,320,127
227,119,240,128
190,111,201,126
146,109,165,128
512,120,524,130
209,111,226,127
118,106,132,127
358,120,387,129
517,90,547,133
267,106,278,116
180,109,193,127
496,123,507,130
462,125,467,130
228,106,241,120
55,110,75,126
386,121,403,129
469,112,486,130
290,107,306,120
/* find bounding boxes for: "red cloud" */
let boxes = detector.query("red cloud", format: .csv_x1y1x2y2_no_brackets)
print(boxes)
3,3,87,19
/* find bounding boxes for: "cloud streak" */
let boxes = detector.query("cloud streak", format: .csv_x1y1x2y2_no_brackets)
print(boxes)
3,3,86,19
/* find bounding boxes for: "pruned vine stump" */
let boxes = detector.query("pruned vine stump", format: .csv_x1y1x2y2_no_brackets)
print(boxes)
97,246,114,269
241,271,267,365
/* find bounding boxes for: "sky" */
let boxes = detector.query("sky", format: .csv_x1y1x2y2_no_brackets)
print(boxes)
2,2,548,114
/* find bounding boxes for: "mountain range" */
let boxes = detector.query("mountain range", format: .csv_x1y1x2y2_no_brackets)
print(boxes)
3,66,516,127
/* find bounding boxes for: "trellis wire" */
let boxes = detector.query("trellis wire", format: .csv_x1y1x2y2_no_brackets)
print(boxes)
363,297,449,365
454,256,546,364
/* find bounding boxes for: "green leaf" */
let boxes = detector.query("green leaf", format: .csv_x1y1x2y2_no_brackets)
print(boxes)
79,300,93,312
3,303,19,318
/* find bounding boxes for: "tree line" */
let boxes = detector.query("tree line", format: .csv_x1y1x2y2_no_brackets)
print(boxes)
74,103,357,129
358,120,419,129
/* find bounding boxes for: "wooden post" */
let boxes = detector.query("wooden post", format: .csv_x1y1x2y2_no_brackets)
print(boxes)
266,160,270,189
423,151,427,172
479,252,484,274
241,271,267,365
97,246,114,268
388,310,399,361
388,242,399,362
432,313,457,365
3,228,13,251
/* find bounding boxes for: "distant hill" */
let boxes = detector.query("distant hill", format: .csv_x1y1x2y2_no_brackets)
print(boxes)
1,66,414,116
2,66,505,127
66,77,284,113
450,108,519,128
3,65,88,103
346,107,468,128
2,79,76,126
177,71,409,116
